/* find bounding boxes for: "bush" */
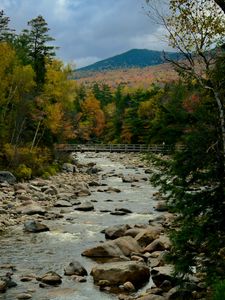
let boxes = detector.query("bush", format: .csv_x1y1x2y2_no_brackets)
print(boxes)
15,164,32,180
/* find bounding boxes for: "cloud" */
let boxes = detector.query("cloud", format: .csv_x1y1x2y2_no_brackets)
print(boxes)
1,0,169,66
73,56,100,69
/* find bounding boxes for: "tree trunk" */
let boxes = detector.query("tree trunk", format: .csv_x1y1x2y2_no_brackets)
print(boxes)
30,120,41,151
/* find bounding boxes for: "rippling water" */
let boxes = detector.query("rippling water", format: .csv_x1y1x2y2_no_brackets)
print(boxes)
0,152,160,300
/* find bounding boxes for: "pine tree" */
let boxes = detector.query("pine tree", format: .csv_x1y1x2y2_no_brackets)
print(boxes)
25,15,57,87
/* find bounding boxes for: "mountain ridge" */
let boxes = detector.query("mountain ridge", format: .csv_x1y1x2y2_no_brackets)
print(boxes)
77,48,181,72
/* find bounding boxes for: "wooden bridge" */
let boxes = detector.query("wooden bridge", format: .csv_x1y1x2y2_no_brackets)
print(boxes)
55,144,180,153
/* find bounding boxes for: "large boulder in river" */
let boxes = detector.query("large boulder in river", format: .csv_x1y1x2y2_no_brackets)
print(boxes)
0,171,16,184
82,236,142,258
91,261,150,288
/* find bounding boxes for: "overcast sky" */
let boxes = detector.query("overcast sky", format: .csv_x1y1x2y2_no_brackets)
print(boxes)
0,0,171,68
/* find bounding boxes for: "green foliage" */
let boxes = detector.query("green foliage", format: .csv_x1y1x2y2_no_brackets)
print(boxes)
212,279,225,300
15,164,32,180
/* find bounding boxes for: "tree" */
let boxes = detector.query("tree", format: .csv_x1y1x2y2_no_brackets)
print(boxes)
145,0,225,283
24,15,56,86
0,10,15,42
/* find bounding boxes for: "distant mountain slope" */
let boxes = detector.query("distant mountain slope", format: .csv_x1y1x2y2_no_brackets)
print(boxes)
77,49,181,72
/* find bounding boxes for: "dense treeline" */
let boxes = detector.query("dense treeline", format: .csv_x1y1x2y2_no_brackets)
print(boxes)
0,11,77,178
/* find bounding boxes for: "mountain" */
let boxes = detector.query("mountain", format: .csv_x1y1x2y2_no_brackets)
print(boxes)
77,49,181,72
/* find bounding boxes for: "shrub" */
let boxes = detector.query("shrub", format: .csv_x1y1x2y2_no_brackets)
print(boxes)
15,164,32,180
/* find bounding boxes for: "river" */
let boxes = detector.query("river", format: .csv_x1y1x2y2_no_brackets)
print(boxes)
0,152,160,300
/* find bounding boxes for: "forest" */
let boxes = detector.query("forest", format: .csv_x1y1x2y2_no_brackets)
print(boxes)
1,0,225,296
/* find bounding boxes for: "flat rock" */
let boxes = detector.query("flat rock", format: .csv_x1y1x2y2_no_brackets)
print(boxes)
54,200,72,207
74,201,94,211
40,271,62,285
17,204,46,216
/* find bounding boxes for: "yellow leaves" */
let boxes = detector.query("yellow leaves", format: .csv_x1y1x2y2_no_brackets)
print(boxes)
45,103,63,134
77,93,106,140
44,59,77,108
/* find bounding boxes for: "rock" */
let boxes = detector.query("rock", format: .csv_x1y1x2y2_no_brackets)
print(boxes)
91,261,150,288
143,236,171,253
124,228,143,238
165,286,193,300
64,261,87,276
71,275,87,282
16,293,32,299
74,201,94,211
104,224,131,239
110,211,127,216
39,271,62,285
24,220,49,233
151,266,175,288
0,279,7,293
160,280,172,292
115,208,132,214
82,236,142,258
0,171,16,184
62,163,77,173
154,201,168,212
54,200,72,207
123,281,136,292
122,175,135,183
135,227,162,247
76,189,91,197
106,187,121,193
17,204,46,216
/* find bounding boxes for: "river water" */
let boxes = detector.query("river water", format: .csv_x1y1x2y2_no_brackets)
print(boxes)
0,152,160,300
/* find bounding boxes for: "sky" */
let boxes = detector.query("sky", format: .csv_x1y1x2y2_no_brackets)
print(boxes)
0,0,171,68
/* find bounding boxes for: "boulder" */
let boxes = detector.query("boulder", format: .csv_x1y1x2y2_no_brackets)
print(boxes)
39,271,62,285
104,224,131,239
0,171,16,184
143,236,171,253
151,265,175,288
91,261,150,288
17,204,46,216
82,236,142,258
166,286,193,300
64,261,87,276
135,227,162,247
24,220,49,233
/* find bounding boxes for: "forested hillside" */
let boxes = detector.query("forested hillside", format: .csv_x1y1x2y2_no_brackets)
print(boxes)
77,49,181,71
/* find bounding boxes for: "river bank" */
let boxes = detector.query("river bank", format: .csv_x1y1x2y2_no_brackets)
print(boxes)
0,152,207,300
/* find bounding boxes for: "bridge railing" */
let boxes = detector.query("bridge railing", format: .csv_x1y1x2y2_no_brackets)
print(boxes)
54,144,183,153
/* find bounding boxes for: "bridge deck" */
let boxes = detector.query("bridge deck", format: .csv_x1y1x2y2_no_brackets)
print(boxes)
55,144,179,153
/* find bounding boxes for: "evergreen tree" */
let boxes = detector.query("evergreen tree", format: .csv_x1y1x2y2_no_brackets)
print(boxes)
25,15,56,87
0,10,15,42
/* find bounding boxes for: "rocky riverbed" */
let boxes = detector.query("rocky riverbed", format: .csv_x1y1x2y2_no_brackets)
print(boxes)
0,152,207,300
